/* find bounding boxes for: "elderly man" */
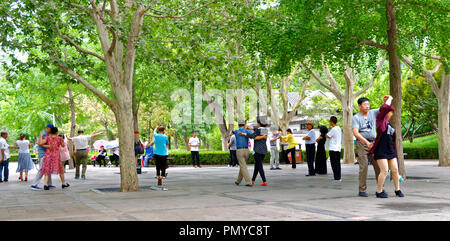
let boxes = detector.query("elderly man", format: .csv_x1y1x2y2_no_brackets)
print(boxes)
0,131,19,183
303,121,316,176
68,130,103,180
353,95,389,197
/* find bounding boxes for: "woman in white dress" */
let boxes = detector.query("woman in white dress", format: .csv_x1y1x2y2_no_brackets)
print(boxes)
15,133,34,181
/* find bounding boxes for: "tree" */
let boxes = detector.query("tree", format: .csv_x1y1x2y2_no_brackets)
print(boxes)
401,56,449,166
1,0,218,192
302,55,387,164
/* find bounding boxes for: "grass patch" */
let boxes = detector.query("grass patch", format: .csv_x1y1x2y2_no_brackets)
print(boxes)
403,134,438,149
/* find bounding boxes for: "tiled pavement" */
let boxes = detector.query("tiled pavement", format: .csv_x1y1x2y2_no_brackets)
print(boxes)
0,160,449,221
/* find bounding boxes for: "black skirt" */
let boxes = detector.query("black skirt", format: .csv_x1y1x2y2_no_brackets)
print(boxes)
315,138,327,174
374,127,397,160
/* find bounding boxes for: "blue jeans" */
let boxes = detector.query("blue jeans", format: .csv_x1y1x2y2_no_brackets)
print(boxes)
0,159,9,181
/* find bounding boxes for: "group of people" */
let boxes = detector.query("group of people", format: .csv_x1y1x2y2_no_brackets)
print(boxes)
93,145,120,167
1,94,404,198
0,123,103,191
226,94,404,199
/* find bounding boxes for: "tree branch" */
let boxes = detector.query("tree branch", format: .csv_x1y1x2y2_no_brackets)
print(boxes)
401,55,441,96
143,0,217,19
360,40,388,50
53,20,105,62
354,55,387,97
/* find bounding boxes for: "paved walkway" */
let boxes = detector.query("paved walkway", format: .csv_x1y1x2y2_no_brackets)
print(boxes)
0,160,449,221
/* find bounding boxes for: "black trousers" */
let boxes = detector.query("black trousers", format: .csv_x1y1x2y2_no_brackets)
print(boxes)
284,148,296,168
110,154,119,167
305,144,316,175
329,151,341,180
281,147,289,164
154,154,167,177
191,151,200,166
95,155,107,167
229,150,238,166
252,153,266,182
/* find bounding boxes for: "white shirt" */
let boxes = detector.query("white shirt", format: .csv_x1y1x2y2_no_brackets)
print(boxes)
16,140,30,154
305,129,316,145
0,137,11,160
112,147,119,156
72,135,92,150
328,126,342,152
189,137,200,151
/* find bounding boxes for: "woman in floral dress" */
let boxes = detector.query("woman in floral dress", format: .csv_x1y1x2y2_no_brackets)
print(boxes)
41,127,70,190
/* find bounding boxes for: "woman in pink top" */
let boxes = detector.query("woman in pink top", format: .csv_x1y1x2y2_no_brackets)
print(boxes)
59,134,72,171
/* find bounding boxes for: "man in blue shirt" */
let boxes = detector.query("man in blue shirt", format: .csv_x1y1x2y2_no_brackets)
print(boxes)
233,120,256,186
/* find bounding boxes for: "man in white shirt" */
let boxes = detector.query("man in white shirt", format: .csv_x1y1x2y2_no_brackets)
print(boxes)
303,121,317,176
67,130,102,179
188,132,201,168
327,116,342,181
0,131,19,182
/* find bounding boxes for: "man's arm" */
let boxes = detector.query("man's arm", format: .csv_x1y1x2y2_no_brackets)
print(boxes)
353,128,372,149
91,132,103,139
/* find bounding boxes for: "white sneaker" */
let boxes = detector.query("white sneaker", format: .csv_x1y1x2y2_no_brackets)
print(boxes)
332,179,342,182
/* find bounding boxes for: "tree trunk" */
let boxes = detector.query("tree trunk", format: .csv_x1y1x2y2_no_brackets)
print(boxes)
132,84,140,144
386,0,406,178
68,83,76,161
114,100,139,192
203,136,207,150
103,121,111,141
174,131,178,150
342,101,356,164
438,70,450,166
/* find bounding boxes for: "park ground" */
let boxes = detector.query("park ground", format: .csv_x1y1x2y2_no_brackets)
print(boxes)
0,160,449,221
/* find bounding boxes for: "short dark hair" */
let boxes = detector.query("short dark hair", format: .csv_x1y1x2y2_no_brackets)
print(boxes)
330,116,338,124
78,130,84,134
50,127,59,134
357,97,370,105
1,131,7,136
158,126,165,133
286,129,292,134
319,125,329,135
257,117,268,127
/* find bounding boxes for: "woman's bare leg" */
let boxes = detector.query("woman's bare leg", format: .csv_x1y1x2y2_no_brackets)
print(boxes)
388,158,400,191
376,159,389,193
44,175,49,186
59,173,65,184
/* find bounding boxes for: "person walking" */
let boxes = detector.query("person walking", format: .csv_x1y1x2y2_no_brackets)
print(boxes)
370,96,404,198
151,126,169,186
40,127,70,190
189,132,201,168
352,96,389,197
67,130,102,180
281,129,299,169
227,131,238,167
59,134,72,172
233,121,254,186
30,124,55,190
315,126,328,175
326,116,342,182
303,121,316,176
1,131,19,183
15,133,34,182
269,128,282,170
251,117,269,186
